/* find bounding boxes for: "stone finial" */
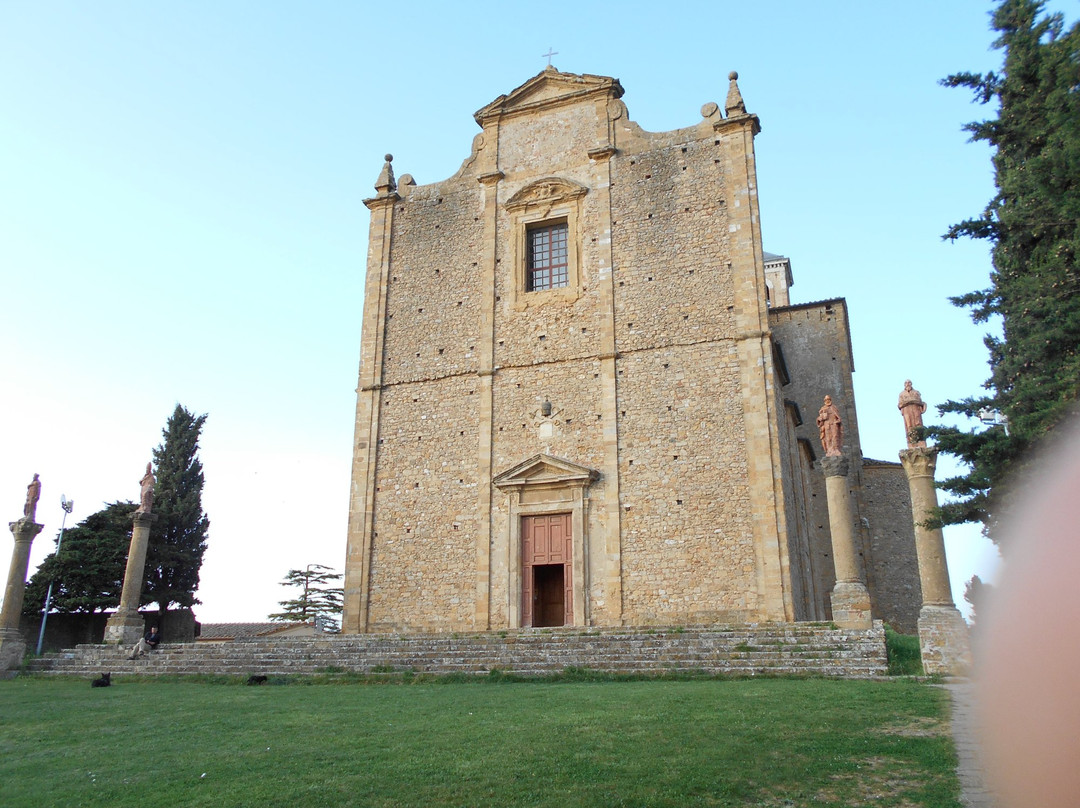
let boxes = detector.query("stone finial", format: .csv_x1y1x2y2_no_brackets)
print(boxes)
725,70,746,116
374,153,396,196
898,379,928,448
136,462,155,515
22,473,40,522
816,395,844,457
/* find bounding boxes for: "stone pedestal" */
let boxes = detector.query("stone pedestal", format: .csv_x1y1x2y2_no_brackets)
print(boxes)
821,456,872,629
0,519,44,670
103,512,156,646
917,604,973,676
899,447,972,675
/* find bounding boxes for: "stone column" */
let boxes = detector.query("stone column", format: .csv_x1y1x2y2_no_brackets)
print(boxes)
821,456,872,629
103,512,156,646
899,447,972,675
0,518,44,671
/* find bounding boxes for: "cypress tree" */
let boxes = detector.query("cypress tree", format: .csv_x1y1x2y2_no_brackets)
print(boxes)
142,404,210,613
929,0,1080,542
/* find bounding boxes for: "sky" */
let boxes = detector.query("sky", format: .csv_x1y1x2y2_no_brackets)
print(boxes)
2,1,1060,623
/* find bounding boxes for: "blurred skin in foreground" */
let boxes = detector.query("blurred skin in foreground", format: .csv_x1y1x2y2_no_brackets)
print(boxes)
978,421,1080,806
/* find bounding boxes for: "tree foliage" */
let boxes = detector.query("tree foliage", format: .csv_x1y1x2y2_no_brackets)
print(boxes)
142,404,210,613
963,574,993,627
268,564,344,629
23,502,136,614
928,0,1080,542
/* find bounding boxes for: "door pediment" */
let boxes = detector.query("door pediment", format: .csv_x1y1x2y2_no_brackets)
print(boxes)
493,454,599,491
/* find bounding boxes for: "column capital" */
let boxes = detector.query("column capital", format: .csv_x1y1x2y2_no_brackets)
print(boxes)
8,519,43,541
900,447,938,479
131,511,158,527
819,455,849,478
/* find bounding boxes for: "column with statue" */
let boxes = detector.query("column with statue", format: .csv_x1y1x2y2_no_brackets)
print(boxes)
103,463,158,647
897,380,972,675
816,395,873,629
1,475,45,671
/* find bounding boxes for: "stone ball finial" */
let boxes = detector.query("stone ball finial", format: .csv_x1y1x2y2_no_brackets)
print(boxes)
384,153,393,163
728,71,738,81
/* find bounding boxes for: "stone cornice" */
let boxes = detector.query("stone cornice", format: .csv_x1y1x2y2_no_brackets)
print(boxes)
362,193,401,210
713,112,762,137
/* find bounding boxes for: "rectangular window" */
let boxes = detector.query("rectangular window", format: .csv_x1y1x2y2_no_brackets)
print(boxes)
526,221,569,291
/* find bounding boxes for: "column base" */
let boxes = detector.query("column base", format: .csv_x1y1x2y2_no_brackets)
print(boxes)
103,610,145,647
0,628,27,672
918,604,972,676
830,581,873,630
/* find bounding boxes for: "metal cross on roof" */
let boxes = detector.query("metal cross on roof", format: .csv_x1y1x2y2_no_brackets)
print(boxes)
542,47,558,67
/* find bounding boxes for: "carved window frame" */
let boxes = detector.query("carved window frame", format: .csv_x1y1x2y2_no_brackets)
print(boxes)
506,178,587,309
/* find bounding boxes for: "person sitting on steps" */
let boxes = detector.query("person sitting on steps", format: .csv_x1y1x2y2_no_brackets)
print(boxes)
128,626,161,660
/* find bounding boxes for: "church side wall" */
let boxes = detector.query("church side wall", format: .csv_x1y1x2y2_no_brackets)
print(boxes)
775,399,816,621
860,463,922,634
768,302,863,616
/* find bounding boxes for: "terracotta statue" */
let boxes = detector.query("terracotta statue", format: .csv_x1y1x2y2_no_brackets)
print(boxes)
23,473,41,521
136,462,155,514
816,395,844,457
898,379,927,448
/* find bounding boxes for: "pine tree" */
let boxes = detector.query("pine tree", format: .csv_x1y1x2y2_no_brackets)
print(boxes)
23,502,136,614
928,0,1080,542
269,565,344,629
142,404,210,613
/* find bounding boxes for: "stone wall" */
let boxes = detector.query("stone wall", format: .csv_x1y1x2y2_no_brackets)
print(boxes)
861,462,922,634
19,609,196,653
343,68,915,634
768,300,921,631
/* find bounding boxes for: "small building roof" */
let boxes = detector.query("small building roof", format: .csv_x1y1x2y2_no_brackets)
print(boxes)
197,622,315,641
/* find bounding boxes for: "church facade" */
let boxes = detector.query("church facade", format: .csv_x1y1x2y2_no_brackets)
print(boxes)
342,68,920,635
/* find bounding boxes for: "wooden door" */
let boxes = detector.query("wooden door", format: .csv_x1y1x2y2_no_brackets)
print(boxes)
521,513,572,627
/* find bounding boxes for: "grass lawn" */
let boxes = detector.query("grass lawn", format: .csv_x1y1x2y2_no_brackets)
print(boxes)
0,676,959,807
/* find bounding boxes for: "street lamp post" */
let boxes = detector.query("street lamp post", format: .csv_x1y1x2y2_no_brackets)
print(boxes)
35,496,74,656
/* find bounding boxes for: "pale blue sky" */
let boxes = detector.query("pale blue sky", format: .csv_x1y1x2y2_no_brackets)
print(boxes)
3,1,1052,621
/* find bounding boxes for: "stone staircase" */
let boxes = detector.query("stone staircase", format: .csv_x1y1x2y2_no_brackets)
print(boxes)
23,622,887,678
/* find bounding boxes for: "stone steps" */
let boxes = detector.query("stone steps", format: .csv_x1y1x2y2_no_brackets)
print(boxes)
23,622,887,678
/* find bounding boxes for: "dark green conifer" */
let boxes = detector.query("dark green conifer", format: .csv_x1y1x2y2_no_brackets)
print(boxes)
930,0,1080,541
142,404,210,613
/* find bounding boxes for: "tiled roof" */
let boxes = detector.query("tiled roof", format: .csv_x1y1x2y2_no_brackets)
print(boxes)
197,622,311,640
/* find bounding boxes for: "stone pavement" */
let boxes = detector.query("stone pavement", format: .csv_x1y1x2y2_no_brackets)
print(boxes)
943,682,1002,808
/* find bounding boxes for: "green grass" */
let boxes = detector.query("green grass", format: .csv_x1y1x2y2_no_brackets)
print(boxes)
0,677,959,807
885,625,924,676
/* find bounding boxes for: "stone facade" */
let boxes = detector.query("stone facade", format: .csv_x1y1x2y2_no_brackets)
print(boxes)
342,68,920,635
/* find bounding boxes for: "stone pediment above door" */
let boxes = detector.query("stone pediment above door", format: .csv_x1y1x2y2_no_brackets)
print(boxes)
493,454,599,492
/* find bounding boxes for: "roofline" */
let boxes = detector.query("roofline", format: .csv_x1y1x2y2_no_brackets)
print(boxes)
768,297,855,373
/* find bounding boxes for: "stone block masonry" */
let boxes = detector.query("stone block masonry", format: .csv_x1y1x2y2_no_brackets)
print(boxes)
341,67,920,637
